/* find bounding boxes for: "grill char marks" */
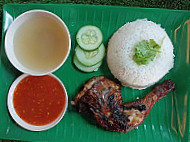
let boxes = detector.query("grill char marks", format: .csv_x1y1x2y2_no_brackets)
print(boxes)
72,76,174,133
123,103,146,112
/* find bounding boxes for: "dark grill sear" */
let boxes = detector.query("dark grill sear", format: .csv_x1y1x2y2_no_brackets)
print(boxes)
123,103,146,112
71,76,175,133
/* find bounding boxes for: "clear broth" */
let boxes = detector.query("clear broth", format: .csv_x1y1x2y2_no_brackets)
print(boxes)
14,14,69,72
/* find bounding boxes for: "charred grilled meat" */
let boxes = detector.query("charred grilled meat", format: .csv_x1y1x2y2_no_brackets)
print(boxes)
71,76,174,133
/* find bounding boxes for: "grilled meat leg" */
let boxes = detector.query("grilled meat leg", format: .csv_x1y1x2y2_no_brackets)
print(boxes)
71,76,174,133
121,79,174,132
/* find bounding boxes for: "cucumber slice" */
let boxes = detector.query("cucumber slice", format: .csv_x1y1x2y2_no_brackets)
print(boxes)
73,55,102,72
76,25,103,51
75,44,105,67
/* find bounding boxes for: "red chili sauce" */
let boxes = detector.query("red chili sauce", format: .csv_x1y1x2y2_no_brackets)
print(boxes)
13,75,66,126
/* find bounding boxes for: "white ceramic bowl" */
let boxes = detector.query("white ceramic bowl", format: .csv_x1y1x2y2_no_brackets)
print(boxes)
5,10,71,76
7,74,68,131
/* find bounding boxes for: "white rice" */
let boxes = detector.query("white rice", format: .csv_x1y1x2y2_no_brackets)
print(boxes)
107,19,174,89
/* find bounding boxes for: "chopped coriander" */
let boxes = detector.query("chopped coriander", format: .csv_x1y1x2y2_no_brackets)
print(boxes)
133,39,162,65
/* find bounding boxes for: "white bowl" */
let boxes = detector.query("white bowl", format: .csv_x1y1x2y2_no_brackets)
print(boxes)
7,74,68,131
5,10,71,76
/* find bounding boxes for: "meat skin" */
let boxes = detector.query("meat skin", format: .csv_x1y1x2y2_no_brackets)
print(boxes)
71,76,174,133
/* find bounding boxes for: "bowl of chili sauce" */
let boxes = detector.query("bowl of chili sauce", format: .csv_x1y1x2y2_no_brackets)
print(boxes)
7,74,68,131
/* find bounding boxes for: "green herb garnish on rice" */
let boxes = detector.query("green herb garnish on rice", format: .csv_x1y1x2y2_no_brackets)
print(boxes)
133,39,162,65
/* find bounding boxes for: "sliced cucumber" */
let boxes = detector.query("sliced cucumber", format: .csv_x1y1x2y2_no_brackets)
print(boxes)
75,44,105,67
73,55,102,72
76,25,103,51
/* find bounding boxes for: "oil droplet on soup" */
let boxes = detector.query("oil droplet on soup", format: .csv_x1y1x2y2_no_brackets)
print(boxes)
14,14,69,72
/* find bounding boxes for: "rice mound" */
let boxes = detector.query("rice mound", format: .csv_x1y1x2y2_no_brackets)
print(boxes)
107,19,174,89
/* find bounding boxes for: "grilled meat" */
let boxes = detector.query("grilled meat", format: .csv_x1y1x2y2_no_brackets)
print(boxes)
71,76,174,133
